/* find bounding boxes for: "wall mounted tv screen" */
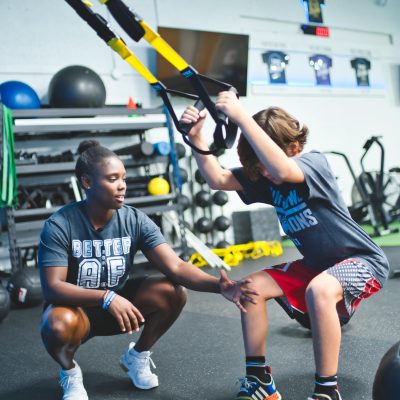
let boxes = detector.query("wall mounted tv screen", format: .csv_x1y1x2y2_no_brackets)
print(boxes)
157,27,249,96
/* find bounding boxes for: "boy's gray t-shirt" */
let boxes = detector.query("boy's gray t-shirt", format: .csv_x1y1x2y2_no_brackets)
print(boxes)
38,202,166,291
232,150,389,286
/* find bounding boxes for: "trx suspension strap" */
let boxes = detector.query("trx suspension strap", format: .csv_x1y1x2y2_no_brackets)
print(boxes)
99,0,238,153
65,0,238,155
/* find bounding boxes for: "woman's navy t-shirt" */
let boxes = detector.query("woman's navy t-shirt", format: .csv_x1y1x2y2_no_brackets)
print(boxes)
38,202,166,292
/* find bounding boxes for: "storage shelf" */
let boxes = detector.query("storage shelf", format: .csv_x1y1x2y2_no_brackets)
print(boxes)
16,156,169,176
4,106,186,272
13,121,165,135
12,107,167,138
13,203,178,233
11,107,164,118
13,194,176,221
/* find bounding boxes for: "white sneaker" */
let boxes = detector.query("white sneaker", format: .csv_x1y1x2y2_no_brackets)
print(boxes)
59,361,89,400
120,342,159,389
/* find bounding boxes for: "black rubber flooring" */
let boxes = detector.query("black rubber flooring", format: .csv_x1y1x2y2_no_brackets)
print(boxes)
0,247,399,400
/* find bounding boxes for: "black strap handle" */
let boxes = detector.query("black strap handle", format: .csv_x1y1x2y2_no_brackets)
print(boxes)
102,0,145,42
182,70,239,151
179,98,205,135
153,87,216,155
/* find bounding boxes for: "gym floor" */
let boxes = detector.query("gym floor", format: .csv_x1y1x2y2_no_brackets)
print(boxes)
0,246,399,400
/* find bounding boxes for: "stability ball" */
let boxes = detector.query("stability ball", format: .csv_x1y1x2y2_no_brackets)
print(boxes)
0,283,11,322
147,177,170,196
0,80,41,109
48,65,106,108
7,268,43,307
373,341,400,400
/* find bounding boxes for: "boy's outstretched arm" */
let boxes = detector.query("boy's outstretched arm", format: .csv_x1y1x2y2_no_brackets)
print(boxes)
215,91,304,184
180,106,243,191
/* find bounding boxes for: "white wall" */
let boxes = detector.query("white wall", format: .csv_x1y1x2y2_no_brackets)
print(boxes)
1,0,400,210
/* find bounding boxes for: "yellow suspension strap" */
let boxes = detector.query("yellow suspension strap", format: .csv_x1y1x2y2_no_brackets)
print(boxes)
99,0,239,155
65,0,199,135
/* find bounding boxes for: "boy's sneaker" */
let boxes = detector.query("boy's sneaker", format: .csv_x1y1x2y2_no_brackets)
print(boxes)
308,389,343,400
59,361,88,400
236,373,281,400
120,342,159,390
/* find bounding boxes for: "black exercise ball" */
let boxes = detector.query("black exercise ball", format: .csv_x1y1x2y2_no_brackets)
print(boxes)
7,268,43,307
213,190,228,206
194,169,206,184
373,341,400,400
214,216,231,232
0,284,11,323
195,217,213,233
195,190,212,208
48,65,106,108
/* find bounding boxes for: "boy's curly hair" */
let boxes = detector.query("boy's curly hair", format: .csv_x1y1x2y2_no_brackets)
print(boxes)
237,107,309,181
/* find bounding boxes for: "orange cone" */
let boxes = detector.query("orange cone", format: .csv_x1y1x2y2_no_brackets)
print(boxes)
127,97,137,110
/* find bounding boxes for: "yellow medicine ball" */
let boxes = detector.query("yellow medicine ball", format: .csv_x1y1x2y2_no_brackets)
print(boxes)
147,177,170,195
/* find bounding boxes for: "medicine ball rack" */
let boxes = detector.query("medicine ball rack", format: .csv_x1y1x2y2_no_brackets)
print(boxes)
1,106,189,273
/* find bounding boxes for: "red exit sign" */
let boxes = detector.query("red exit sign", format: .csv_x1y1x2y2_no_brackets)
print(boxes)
301,24,330,37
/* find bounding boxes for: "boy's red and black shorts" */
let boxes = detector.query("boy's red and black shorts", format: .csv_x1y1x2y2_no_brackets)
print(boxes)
264,258,381,328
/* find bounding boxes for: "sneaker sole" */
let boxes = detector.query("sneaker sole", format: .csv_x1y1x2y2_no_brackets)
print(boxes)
120,361,159,390
236,391,282,400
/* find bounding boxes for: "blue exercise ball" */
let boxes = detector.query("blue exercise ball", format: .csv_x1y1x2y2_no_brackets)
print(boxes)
48,65,106,108
0,80,41,109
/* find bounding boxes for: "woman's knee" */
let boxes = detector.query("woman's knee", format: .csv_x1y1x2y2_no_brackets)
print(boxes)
41,306,89,343
159,280,187,311
138,278,187,313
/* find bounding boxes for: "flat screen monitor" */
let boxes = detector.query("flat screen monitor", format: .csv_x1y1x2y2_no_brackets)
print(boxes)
156,27,249,96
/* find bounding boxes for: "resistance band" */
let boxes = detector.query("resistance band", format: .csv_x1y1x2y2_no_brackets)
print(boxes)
0,103,18,207
65,0,238,155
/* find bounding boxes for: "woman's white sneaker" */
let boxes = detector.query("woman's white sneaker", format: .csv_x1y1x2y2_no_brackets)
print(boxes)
120,342,159,390
59,361,88,400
